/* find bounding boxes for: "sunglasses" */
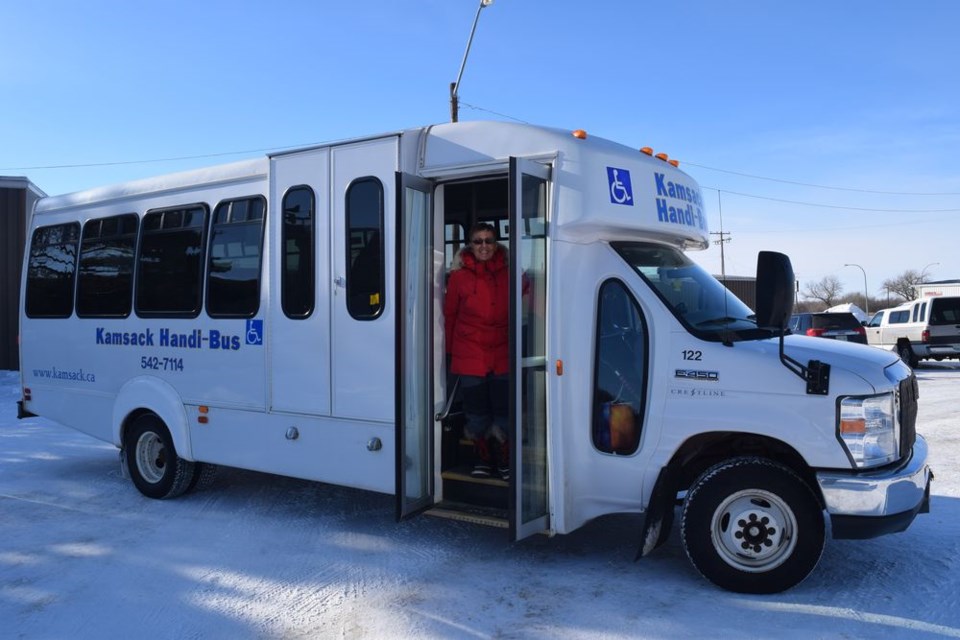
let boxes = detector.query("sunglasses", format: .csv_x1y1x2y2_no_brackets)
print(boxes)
471,238,496,246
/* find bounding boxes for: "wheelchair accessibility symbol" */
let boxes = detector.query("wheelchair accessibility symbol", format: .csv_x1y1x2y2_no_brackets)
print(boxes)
246,319,264,346
607,167,633,206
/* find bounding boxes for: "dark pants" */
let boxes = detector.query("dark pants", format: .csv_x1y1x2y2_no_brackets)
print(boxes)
459,373,509,442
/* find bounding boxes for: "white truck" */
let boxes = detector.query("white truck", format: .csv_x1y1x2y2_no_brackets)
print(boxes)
18,121,931,593
865,296,960,366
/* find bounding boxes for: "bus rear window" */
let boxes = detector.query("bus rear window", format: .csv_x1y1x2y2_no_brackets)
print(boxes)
25,222,81,318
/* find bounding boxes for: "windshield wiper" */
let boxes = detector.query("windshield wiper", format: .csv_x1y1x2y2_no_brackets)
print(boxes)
696,316,750,327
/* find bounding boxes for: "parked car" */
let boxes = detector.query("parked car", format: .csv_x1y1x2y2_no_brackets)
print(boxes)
865,296,960,367
788,312,867,344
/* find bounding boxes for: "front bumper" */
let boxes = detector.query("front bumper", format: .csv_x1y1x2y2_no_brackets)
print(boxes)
816,435,932,540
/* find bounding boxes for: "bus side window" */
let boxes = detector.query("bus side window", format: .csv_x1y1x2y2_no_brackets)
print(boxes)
25,222,81,318
206,196,267,318
345,177,384,320
136,205,209,318
76,213,138,318
281,186,315,318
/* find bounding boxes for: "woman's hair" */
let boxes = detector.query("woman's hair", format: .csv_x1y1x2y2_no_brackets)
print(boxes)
468,221,498,239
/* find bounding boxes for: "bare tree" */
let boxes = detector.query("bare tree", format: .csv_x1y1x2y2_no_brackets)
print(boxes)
801,275,844,308
881,269,923,302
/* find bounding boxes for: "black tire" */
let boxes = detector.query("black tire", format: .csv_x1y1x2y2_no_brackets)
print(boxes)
124,413,196,499
188,462,220,492
680,457,825,594
898,343,918,368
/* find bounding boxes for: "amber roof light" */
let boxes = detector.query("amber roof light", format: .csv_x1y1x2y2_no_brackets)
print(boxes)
572,129,588,139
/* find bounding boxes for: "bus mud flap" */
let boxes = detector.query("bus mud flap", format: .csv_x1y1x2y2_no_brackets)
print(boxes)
636,465,680,560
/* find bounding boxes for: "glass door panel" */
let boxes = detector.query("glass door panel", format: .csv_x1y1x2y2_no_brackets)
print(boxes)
396,173,434,519
509,157,550,540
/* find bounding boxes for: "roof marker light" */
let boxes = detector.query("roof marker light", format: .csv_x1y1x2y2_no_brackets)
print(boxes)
668,159,680,167
572,129,587,139
640,147,653,156
655,152,669,162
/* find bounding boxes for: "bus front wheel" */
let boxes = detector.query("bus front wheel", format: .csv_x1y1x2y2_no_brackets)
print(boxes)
680,457,825,594
124,414,196,499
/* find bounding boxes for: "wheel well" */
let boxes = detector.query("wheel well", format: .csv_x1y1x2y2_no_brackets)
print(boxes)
896,339,912,350
666,432,823,508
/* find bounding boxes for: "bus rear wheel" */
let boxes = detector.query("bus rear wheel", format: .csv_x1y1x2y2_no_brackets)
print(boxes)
680,457,824,594
125,414,196,499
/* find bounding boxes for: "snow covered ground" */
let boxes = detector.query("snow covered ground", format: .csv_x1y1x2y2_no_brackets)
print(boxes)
2,364,959,639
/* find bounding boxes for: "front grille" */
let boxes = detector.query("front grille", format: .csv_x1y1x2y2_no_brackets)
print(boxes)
899,374,919,455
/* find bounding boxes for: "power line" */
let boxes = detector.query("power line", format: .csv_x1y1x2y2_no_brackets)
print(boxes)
460,101,530,123
734,214,956,234
685,161,960,196
700,186,960,213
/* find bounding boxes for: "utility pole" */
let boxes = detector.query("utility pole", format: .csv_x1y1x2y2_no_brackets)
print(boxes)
711,190,731,280
711,231,732,280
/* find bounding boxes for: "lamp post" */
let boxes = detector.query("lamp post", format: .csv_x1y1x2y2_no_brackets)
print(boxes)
921,262,940,281
450,0,494,123
844,263,869,315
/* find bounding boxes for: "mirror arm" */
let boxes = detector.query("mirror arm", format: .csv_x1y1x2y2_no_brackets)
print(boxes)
778,330,831,395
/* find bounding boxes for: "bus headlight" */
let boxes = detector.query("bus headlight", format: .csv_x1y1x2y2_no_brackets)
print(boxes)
838,393,898,468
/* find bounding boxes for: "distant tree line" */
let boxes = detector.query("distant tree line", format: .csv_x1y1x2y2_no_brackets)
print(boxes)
796,269,932,315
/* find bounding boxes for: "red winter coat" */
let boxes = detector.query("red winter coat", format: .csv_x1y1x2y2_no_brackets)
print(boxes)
444,247,509,376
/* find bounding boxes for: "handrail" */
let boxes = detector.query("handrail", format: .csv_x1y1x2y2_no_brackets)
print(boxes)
435,375,461,421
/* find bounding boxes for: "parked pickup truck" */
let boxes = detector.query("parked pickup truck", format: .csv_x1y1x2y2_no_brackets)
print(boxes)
865,296,960,366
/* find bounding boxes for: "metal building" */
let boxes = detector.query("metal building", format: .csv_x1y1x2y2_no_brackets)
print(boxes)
1,176,46,370
916,280,960,298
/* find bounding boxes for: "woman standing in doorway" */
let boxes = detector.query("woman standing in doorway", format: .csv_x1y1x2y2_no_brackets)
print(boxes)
444,222,511,479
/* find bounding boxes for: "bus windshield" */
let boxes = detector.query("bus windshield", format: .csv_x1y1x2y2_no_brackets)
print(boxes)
612,242,773,342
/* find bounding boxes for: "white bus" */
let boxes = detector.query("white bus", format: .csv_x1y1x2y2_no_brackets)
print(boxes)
18,121,931,593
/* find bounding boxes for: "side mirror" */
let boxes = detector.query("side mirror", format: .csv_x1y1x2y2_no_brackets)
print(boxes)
755,251,795,330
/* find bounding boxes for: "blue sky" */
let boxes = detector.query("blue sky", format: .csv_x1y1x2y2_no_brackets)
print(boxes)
3,1,958,301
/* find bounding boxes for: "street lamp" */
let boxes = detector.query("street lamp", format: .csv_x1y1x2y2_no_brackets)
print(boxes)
844,263,869,315
921,262,940,281
450,0,494,123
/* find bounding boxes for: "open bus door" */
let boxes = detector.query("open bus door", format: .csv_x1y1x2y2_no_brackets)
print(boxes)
508,157,551,540
395,173,435,519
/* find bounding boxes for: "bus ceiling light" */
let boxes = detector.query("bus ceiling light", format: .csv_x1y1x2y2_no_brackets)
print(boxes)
572,129,588,139
640,147,653,156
